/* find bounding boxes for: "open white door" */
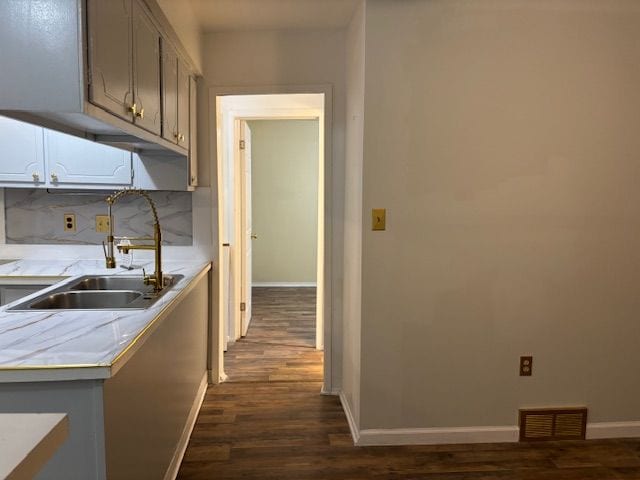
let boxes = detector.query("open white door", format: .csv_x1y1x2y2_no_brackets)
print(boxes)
240,120,253,336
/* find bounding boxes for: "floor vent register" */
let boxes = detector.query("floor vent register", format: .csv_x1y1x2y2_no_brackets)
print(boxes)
519,407,587,441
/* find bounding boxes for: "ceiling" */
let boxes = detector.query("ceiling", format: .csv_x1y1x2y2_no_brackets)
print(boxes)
187,0,359,32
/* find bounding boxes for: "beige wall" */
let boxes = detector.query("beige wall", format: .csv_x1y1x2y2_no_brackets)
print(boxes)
155,0,203,72
248,120,319,284
360,0,640,429
200,29,346,389
342,0,365,428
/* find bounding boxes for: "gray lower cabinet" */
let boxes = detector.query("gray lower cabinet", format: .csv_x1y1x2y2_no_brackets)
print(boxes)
0,275,208,480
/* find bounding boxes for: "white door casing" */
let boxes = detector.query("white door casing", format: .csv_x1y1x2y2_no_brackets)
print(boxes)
214,90,331,391
240,120,253,336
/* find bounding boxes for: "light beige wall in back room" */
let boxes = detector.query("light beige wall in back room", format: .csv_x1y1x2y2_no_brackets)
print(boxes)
249,120,319,284
359,0,640,430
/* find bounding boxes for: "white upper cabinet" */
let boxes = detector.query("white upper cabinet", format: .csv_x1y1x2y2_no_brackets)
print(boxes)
0,117,44,185
44,130,132,187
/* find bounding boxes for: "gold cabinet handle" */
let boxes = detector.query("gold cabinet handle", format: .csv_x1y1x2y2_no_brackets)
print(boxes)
179,133,185,142
50,172,58,182
128,103,137,116
32,172,39,181
190,174,197,184
135,108,144,119
251,234,258,240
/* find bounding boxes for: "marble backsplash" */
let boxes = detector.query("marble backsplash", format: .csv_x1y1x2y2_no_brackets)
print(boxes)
4,189,192,246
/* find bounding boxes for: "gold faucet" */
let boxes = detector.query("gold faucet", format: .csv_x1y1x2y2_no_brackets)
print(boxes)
103,189,164,292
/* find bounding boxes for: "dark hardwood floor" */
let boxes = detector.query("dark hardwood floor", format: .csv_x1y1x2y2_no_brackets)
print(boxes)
177,287,640,479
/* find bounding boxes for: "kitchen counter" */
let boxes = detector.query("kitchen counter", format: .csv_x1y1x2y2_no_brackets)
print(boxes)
0,259,211,382
0,413,68,480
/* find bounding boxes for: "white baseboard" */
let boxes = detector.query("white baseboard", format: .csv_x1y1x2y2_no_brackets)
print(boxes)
164,372,208,480
587,421,640,439
252,282,317,287
339,392,361,445
356,425,519,446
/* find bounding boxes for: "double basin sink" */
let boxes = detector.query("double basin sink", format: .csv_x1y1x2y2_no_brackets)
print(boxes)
8,275,183,311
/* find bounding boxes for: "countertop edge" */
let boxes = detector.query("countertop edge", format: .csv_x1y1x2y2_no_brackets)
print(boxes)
0,262,212,382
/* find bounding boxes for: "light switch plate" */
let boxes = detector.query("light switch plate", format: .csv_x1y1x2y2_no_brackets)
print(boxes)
95,215,110,233
372,208,386,231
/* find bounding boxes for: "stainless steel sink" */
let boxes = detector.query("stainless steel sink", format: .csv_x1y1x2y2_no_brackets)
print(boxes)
28,290,143,309
7,274,183,311
68,275,180,293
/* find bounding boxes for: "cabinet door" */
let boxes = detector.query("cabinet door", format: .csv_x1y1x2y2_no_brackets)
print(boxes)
0,117,45,184
87,0,134,121
188,76,198,187
132,0,161,135
44,130,132,186
176,59,190,150
161,41,178,143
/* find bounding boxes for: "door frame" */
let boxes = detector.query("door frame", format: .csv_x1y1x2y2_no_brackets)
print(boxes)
211,85,333,392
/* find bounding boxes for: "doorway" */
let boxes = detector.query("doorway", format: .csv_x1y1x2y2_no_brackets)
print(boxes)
215,92,327,387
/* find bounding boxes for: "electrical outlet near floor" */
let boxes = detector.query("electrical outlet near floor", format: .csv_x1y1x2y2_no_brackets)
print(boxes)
95,215,110,233
64,213,76,232
520,356,533,376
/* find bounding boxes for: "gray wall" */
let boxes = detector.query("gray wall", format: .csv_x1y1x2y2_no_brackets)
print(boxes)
249,119,319,284
5,189,192,246
359,0,640,429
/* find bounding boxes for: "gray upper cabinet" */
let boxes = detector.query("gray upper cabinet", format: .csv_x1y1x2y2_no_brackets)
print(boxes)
162,42,190,151
87,0,134,121
133,1,162,136
177,59,191,151
161,41,179,144
0,0,197,163
189,76,198,187
88,0,161,136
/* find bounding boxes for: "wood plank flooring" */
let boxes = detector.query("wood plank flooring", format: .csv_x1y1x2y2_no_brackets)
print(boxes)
177,287,640,479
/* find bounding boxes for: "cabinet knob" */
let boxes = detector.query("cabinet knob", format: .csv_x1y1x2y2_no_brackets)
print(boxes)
135,108,144,119
190,175,197,184
50,173,58,182
128,103,138,116
179,133,185,142
32,172,39,182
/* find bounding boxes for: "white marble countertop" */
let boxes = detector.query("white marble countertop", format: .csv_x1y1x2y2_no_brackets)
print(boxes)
0,413,68,480
0,259,211,382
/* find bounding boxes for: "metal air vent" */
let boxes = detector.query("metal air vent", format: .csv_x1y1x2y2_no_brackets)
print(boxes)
519,407,587,441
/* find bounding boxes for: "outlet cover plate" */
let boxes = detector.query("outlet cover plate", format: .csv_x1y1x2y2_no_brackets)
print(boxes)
64,213,76,232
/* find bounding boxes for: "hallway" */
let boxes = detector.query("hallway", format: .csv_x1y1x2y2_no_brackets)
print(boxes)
177,288,640,480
